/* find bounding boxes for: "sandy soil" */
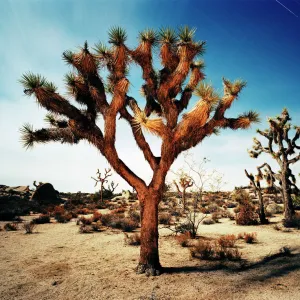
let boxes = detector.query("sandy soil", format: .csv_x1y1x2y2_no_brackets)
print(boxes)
0,215,300,300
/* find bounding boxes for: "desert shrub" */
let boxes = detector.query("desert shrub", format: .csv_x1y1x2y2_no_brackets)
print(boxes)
236,200,258,226
111,207,126,215
175,232,191,247
158,212,172,225
32,214,50,224
292,195,300,209
207,204,218,213
238,232,257,243
100,214,115,226
174,222,194,234
215,199,225,207
91,221,103,232
55,213,72,223
200,207,210,214
283,214,300,229
217,234,237,248
231,189,250,203
217,247,242,261
244,232,257,243
78,216,93,225
120,218,138,232
128,209,140,223
69,211,78,218
4,222,18,231
23,221,36,234
191,240,241,261
75,207,93,215
79,224,93,234
124,233,141,246
190,240,214,259
211,212,222,223
202,218,215,225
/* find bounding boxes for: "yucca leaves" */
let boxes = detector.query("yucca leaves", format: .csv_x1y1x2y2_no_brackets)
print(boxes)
159,27,177,44
19,73,46,94
20,123,35,149
240,111,260,124
223,78,247,96
139,29,158,45
62,50,75,65
194,82,219,105
178,26,197,43
108,26,127,45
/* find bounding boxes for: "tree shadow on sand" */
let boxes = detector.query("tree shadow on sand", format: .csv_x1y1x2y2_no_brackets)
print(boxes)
163,247,300,283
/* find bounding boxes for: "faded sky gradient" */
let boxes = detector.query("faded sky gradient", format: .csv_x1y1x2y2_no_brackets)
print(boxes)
0,0,299,193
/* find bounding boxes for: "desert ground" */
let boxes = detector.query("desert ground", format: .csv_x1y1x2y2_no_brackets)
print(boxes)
1,213,299,300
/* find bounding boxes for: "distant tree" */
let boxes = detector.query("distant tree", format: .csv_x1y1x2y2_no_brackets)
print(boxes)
20,26,259,275
91,168,118,202
244,167,268,224
248,109,299,224
173,171,193,210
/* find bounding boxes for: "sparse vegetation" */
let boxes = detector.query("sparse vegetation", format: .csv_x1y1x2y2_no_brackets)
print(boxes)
23,221,36,234
124,233,141,246
4,222,18,231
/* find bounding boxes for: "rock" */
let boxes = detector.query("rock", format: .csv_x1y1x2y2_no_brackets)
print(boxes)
31,183,62,205
111,190,132,201
266,203,283,214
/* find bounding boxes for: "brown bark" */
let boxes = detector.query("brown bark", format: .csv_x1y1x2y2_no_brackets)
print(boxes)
136,190,162,276
281,166,295,222
257,189,268,224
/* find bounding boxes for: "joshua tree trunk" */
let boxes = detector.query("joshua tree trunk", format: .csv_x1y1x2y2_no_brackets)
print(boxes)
136,190,161,275
244,168,268,224
281,168,295,221
257,189,267,224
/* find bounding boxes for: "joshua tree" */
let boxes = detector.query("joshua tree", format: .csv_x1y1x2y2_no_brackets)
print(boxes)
20,26,259,275
91,168,115,203
244,167,268,224
173,172,193,210
248,109,300,223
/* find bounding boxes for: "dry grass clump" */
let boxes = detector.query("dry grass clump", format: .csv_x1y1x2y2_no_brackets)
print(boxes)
190,239,242,261
32,214,50,224
92,211,102,222
158,212,172,225
124,233,141,246
79,224,93,234
175,232,192,247
75,207,93,215
52,206,73,223
217,234,237,248
237,232,258,243
78,216,93,225
236,200,258,226
128,208,140,223
4,222,18,231
23,221,36,234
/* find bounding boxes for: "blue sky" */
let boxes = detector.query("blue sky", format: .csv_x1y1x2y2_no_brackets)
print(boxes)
0,0,299,192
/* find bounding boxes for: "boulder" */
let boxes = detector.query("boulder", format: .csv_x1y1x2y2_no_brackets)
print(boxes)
31,183,62,205
111,190,132,201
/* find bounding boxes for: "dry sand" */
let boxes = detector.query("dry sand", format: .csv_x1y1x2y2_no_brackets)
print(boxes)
0,215,300,300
